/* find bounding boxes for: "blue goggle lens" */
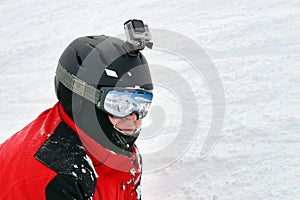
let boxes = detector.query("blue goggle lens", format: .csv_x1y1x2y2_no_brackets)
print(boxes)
99,89,153,119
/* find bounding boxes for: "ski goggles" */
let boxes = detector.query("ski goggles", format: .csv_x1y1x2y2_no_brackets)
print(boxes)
97,87,153,119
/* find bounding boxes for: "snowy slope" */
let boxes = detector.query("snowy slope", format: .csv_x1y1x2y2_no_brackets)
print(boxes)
1,0,300,199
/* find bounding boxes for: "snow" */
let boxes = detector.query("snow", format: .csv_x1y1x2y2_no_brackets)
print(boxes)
1,0,300,199
83,155,99,179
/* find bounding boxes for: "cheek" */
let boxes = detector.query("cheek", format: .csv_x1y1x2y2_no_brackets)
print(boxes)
108,115,119,126
135,120,142,127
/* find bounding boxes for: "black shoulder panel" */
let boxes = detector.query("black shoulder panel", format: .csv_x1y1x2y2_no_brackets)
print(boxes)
45,175,90,200
35,122,97,198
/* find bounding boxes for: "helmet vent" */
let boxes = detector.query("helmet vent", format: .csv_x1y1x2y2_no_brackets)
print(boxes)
85,42,109,66
76,53,83,66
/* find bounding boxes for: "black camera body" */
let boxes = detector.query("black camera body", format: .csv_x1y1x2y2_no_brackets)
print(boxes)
124,19,153,50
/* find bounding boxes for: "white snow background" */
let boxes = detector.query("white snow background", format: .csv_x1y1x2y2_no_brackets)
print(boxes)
1,0,300,199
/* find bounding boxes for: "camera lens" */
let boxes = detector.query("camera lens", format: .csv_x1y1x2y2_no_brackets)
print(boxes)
132,20,145,33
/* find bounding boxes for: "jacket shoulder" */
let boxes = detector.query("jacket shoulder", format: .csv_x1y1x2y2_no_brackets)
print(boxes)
35,122,97,198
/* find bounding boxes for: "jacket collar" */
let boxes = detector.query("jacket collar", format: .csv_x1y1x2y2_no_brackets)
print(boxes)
58,103,140,172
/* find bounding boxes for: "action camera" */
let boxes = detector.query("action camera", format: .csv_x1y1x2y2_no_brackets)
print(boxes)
124,19,153,50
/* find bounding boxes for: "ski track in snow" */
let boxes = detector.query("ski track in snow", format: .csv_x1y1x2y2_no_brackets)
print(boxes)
1,0,300,199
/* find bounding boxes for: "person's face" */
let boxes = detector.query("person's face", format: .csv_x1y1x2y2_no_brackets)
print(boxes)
108,114,142,135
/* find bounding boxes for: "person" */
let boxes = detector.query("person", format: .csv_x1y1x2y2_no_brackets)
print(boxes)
0,20,154,200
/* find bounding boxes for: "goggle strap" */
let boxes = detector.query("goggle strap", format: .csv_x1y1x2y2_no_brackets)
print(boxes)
56,63,102,105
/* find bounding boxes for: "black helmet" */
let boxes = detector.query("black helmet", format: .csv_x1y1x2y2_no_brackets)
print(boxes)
55,35,153,154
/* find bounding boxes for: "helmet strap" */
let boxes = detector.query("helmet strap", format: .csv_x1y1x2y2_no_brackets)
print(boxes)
56,62,102,106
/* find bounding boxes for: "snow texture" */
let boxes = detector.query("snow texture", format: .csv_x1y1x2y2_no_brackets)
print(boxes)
1,0,300,199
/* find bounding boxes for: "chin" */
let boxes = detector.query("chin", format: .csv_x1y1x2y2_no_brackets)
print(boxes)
121,129,135,135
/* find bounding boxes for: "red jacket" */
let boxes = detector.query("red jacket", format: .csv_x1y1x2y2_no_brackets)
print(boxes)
0,103,142,200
